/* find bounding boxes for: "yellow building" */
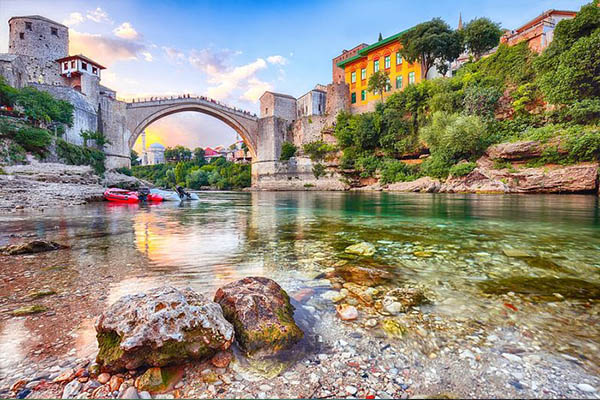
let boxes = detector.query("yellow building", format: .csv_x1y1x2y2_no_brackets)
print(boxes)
337,29,422,113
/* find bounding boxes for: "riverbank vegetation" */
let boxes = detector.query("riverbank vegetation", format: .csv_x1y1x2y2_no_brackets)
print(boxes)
326,1,600,183
132,155,251,190
0,81,108,174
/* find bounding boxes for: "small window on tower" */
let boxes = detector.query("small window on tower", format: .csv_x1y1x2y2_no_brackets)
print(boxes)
92,66,98,74
25,22,32,31
71,61,75,68
51,27,58,37
19,32,24,40
63,62,68,70
81,62,88,70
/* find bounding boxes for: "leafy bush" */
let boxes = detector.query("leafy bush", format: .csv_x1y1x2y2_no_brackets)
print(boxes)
114,167,132,176
15,87,73,125
14,127,52,155
312,163,327,179
56,138,105,174
552,99,600,124
0,76,18,107
280,141,297,161
449,161,477,177
379,159,420,183
463,85,502,117
420,112,488,164
186,169,209,189
303,140,335,161
355,154,381,178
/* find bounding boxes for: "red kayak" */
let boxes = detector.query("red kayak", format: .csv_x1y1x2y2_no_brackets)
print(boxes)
104,188,163,203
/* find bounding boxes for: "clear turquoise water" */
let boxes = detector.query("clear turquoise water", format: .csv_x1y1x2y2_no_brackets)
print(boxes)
1,191,599,376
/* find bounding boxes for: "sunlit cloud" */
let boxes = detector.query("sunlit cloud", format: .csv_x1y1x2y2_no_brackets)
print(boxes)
69,29,147,66
62,12,84,26
141,51,153,62
86,7,112,24
113,22,139,40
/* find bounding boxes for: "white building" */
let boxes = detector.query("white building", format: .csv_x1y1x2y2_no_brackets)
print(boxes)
146,143,165,165
297,86,326,118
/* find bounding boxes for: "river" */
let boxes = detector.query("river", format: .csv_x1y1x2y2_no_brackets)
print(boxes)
0,192,599,397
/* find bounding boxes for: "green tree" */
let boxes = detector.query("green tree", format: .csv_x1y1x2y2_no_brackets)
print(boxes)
280,141,297,160
368,70,390,104
462,17,503,60
174,161,187,184
399,18,462,77
15,86,73,126
0,76,18,107
535,1,600,104
193,147,206,165
130,149,140,166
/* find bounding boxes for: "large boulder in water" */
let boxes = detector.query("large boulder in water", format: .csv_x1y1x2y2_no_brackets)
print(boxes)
95,286,234,372
214,277,303,357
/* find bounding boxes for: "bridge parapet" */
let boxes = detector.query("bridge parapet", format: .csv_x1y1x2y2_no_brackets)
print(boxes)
125,95,258,121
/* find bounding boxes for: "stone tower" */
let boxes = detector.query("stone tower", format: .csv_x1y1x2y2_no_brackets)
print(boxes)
8,15,69,85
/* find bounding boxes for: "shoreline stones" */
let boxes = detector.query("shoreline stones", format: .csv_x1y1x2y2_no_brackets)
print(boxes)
336,304,358,321
95,286,234,372
214,277,303,357
1,240,67,255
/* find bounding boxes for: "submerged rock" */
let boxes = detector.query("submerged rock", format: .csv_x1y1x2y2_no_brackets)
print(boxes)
479,277,600,301
336,304,358,321
381,286,428,315
11,304,48,316
344,242,376,257
134,366,184,394
1,240,67,255
95,286,234,372
214,277,303,357
334,263,397,287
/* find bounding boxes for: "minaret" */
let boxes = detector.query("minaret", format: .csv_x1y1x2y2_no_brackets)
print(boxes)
458,13,463,30
141,130,148,165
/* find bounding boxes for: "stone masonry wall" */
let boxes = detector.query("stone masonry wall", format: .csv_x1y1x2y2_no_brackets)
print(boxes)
9,17,69,86
99,95,131,169
31,83,97,146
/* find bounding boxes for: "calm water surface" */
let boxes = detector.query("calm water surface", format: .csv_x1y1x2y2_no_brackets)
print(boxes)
1,192,599,379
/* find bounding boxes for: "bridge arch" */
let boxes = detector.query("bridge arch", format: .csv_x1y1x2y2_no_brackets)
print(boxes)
126,100,259,159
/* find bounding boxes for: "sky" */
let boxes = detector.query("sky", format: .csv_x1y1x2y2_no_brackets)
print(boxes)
0,0,590,152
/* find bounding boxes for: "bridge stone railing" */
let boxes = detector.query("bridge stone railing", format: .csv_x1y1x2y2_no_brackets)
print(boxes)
124,95,258,121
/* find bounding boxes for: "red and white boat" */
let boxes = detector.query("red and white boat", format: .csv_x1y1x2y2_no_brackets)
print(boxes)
103,188,163,203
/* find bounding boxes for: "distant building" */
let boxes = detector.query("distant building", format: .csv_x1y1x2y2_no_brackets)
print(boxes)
57,54,105,94
297,86,327,118
336,30,423,113
500,9,577,53
203,147,221,160
146,142,165,165
332,43,368,84
259,91,297,122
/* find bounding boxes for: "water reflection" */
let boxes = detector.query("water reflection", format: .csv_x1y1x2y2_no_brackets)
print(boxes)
0,192,599,380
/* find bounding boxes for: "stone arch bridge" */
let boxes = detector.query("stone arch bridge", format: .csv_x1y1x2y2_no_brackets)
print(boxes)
124,96,260,158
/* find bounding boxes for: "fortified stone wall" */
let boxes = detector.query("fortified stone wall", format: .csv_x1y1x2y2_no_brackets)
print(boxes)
325,82,350,117
31,83,97,146
290,115,329,148
252,157,347,190
8,16,69,86
99,96,130,169
0,54,26,88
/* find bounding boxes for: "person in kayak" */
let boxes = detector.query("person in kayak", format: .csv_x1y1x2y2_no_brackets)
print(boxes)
175,185,192,200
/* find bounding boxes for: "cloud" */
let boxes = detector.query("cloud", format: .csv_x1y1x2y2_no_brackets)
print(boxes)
188,48,273,103
163,47,186,63
63,12,84,26
241,78,273,102
113,22,139,40
267,55,288,65
69,29,147,66
141,51,153,62
86,7,112,24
